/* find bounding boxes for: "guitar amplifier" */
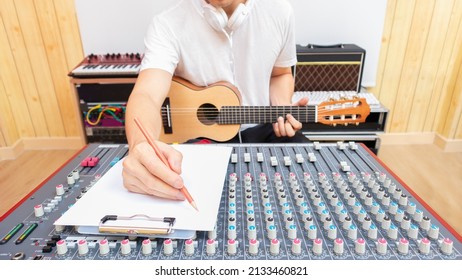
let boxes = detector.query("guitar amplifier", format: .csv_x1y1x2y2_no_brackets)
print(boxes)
294,44,366,92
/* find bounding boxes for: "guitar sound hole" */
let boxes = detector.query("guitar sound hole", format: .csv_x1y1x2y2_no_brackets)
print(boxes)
197,103,219,125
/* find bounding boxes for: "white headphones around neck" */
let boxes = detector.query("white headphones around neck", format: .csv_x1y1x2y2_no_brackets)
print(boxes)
201,0,250,32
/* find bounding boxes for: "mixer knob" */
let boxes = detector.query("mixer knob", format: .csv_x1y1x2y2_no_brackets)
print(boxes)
413,209,424,222
303,216,313,230
227,239,238,255
162,239,174,256
267,225,277,240
397,238,409,255
312,194,322,205
381,193,390,206
266,216,275,228
206,239,216,256
208,227,217,240
248,225,257,240
428,224,439,240
370,201,380,215
400,215,411,230
56,239,68,255
440,238,453,255
393,188,403,200
287,224,297,240
184,239,195,256
322,216,332,230
291,238,302,255
342,215,352,230
56,184,65,196
270,239,280,256
389,202,398,215
418,238,431,255
228,225,237,240
406,202,416,215
141,238,152,256
335,201,344,214
354,238,366,255
420,216,431,231
248,239,259,255
329,194,339,206
78,239,89,256
247,216,256,228
376,209,386,222
301,208,311,220
348,224,358,240
361,216,372,230
55,224,65,233
353,201,362,214
347,194,356,206
327,224,337,240
399,193,408,206
99,239,110,256
387,224,398,240
368,224,378,240
395,208,404,222
312,238,323,255
376,238,388,255
333,238,344,255
66,173,75,185
307,224,317,240
381,216,391,230
364,193,373,206
407,224,419,240
120,239,132,255
34,204,44,217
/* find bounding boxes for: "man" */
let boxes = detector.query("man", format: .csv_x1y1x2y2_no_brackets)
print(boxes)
122,0,308,201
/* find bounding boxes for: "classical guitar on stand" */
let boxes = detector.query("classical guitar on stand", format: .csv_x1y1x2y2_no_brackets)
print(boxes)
159,77,371,143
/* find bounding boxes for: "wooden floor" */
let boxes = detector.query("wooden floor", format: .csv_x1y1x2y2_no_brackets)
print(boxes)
0,144,461,237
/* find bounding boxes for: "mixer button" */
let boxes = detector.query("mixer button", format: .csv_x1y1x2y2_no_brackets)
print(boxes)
227,239,238,255
312,238,323,255
355,238,366,255
418,238,431,255
184,239,195,256
249,239,259,255
270,239,280,256
99,239,110,256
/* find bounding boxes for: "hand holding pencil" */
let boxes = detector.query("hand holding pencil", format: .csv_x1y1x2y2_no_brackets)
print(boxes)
132,117,199,211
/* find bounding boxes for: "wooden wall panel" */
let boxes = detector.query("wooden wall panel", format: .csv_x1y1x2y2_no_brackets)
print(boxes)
370,0,462,140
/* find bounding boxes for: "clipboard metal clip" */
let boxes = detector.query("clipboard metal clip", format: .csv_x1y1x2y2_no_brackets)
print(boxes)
99,214,176,235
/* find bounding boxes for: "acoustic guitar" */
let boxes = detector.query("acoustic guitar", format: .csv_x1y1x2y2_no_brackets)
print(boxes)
158,77,370,143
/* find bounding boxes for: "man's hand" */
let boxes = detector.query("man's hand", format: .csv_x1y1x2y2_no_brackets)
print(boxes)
273,96,308,137
122,140,185,200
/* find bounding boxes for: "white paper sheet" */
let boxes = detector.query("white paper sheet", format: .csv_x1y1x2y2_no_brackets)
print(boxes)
55,145,232,231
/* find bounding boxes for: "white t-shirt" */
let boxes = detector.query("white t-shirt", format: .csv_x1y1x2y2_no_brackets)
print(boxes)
141,0,296,128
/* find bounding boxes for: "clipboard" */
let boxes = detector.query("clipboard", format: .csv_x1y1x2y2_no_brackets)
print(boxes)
54,144,232,239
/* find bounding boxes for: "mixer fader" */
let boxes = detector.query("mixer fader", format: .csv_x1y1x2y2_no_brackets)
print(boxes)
0,142,460,260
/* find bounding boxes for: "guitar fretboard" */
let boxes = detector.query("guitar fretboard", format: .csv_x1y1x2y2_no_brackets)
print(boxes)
217,105,317,124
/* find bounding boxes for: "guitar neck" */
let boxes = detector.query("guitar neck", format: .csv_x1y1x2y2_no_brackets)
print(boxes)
217,105,317,124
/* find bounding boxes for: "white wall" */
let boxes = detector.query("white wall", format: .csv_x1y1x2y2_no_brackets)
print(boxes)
75,0,387,87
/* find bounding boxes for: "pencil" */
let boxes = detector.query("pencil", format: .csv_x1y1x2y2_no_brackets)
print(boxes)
133,117,199,211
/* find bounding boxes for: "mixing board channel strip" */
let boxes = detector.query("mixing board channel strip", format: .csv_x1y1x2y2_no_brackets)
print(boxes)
0,143,460,260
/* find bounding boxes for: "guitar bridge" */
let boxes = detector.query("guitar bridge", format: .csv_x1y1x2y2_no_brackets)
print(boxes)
161,98,173,134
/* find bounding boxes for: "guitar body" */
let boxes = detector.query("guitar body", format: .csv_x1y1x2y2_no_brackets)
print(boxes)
158,78,242,143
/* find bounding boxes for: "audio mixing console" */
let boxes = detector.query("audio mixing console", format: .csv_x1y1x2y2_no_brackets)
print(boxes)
0,142,461,260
